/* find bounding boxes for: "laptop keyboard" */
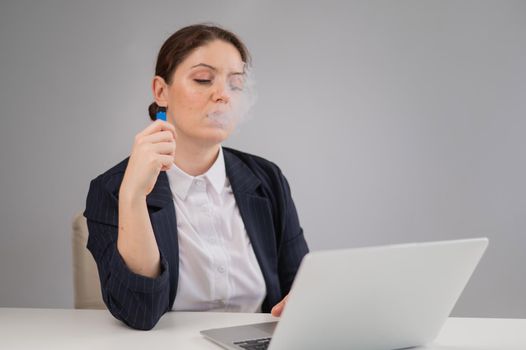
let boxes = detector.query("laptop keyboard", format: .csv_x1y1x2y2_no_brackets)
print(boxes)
233,337,271,350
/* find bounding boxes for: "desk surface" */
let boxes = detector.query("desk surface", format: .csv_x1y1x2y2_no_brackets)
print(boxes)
1,308,525,349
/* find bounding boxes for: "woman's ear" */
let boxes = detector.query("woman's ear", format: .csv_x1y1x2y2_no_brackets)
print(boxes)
152,76,169,107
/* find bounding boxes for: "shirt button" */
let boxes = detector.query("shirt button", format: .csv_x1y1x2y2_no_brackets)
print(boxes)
217,266,225,273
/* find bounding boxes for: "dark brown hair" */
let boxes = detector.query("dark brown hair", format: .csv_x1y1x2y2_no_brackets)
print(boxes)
148,24,251,120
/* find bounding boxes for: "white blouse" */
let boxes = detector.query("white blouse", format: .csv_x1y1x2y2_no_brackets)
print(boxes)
166,146,267,312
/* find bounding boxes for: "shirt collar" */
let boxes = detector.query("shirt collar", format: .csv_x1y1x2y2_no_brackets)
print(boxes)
206,146,227,195
166,146,226,200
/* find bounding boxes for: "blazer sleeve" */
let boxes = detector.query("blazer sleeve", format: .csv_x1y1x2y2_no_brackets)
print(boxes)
275,169,309,296
83,176,171,330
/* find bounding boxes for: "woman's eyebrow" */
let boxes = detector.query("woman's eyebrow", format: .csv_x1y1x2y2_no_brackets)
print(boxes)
191,63,217,71
191,63,244,76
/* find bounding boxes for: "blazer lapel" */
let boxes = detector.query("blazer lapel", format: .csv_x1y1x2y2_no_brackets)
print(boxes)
146,171,179,307
224,150,281,311
146,171,173,209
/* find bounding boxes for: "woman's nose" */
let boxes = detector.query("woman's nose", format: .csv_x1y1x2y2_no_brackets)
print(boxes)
211,81,231,103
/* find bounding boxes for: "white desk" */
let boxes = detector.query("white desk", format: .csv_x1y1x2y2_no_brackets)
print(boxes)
1,308,525,349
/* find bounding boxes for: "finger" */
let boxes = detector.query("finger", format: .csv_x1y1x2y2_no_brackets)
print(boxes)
271,303,283,317
142,130,175,144
159,154,174,171
271,296,288,317
137,120,176,140
152,141,176,155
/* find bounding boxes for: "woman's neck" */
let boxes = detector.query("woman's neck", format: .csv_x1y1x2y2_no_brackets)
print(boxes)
173,137,221,177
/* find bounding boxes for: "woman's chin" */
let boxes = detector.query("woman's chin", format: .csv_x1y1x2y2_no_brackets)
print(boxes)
197,127,231,146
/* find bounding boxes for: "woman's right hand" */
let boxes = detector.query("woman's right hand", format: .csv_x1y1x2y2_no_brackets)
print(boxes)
120,120,177,199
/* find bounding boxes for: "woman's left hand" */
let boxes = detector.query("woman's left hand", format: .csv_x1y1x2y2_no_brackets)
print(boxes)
271,294,289,317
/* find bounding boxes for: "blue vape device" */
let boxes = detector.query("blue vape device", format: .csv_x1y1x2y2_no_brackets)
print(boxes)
156,110,167,121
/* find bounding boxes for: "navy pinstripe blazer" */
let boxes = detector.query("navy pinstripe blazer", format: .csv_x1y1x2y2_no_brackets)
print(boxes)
83,147,309,330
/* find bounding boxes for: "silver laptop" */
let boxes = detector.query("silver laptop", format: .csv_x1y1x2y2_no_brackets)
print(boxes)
201,237,488,350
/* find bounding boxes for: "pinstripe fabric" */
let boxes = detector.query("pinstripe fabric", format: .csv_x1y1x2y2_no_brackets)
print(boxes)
83,147,309,330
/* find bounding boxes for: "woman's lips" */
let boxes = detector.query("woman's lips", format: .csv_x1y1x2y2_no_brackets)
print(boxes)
207,110,230,128
208,109,227,116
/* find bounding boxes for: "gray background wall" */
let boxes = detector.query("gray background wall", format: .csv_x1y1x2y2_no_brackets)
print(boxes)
0,0,525,317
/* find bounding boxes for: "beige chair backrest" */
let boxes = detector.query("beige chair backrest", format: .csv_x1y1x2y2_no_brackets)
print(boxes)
72,211,106,309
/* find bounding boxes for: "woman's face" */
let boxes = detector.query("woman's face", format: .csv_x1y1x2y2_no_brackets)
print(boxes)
153,39,246,147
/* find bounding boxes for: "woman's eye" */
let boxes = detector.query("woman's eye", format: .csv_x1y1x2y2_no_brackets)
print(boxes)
194,79,212,84
229,77,245,91
229,85,243,91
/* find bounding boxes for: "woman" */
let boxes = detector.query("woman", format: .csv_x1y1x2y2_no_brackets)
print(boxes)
84,24,309,330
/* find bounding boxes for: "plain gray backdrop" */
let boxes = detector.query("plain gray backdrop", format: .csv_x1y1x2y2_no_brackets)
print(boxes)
0,0,525,318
